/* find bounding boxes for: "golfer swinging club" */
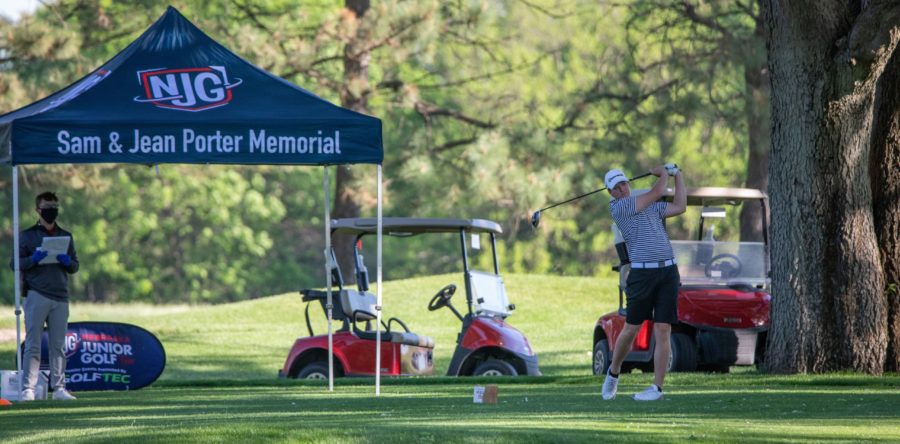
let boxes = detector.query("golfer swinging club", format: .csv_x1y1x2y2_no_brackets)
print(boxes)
602,163,685,401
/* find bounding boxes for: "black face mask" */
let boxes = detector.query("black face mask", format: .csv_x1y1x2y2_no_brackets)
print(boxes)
40,208,59,224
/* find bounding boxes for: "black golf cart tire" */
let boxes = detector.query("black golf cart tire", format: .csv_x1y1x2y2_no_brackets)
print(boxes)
593,339,611,376
297,362,329,380
473,359,518,377
667,333,698,372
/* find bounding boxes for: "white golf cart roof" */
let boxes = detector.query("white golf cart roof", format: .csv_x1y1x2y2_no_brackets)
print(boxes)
330,217,503,236
654,187,768,206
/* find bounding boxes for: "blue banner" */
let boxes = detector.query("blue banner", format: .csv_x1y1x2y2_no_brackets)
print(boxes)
0,7,383,166
27,321,166,391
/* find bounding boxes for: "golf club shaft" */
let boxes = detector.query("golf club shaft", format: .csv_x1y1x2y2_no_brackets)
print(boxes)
536,172,653,213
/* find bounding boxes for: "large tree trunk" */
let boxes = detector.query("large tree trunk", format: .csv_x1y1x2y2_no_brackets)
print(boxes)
740,16,770,243
763,0,895,374
332,0,371,279
870,39,900,373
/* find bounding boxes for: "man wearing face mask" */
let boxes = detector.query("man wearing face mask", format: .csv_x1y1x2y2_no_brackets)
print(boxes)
10,191,79,401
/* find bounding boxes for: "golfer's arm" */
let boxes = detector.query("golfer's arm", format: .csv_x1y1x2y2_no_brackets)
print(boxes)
635,174,668,212
665,172,686,217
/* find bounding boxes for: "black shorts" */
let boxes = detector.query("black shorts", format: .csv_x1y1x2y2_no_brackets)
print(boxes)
624,265,680,325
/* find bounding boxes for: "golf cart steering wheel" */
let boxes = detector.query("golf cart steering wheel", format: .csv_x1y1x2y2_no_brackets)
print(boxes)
705,254,743,279
428,284,457,311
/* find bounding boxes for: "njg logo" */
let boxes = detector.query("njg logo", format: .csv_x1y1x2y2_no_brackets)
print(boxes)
134,66,242,112
64,332,80,359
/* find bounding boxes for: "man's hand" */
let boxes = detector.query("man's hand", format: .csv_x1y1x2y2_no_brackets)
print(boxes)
650,165,667,177
665,163,679,176
31,249,48,264
57,254,72,267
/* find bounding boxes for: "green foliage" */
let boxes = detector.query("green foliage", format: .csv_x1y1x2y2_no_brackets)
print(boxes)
1,165,319,303
1,1,762,304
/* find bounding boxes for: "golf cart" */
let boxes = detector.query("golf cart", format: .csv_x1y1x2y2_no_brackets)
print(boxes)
279,246,435,379
593,187,771,374
282,217,540,378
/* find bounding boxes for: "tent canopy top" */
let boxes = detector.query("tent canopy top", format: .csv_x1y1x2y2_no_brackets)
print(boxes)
0,6,382,166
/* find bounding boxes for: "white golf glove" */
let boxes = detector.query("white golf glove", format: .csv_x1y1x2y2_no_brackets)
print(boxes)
665,163,679,176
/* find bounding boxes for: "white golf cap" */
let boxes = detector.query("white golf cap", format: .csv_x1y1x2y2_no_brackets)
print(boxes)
604,169,628,190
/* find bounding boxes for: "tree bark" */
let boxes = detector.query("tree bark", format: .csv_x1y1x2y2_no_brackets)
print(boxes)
870,37,900,372
332,0,372,279
763,0,894,374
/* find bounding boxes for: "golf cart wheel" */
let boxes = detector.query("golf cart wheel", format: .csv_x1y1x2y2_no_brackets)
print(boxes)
473,359,518,377
297,363,329,380
667,333,698,372
592,339,611,375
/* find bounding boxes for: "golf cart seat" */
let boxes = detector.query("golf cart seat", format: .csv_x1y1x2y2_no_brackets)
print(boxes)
341,289,435,348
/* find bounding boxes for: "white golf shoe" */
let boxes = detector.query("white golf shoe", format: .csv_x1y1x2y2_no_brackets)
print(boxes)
20,389,35,402
52,388,76,401
601,371,619,400
633,385,663,401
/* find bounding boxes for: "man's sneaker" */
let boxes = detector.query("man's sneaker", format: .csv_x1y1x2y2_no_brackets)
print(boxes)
633,385,663,401
601,371,619,400
52,389,76,401
20,389,35,402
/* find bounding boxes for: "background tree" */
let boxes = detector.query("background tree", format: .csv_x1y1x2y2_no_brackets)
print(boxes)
625,0,769,242
762,0,900,374
3,0,774,305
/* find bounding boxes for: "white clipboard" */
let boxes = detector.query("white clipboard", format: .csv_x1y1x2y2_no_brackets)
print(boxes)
38,236,70,264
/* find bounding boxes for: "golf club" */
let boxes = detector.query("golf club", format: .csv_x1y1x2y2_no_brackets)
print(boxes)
530,172,654,228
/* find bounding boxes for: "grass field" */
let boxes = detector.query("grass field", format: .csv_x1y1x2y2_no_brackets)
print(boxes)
1,274,899,443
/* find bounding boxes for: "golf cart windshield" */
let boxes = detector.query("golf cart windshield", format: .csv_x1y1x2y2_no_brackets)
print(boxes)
671,241,768,287
469,271,512,317
621,187,770,289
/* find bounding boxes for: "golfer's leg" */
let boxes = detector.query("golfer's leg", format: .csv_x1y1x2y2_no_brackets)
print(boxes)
651,265,680,388
610,323,641,374
652,322,671,388
615,268,653,374
22,291,51,391
46,300,70,390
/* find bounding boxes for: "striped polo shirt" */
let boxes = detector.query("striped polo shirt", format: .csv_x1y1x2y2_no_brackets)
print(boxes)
609,196,674,263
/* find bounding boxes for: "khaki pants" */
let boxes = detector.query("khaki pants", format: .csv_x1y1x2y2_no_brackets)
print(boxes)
23,290,69,391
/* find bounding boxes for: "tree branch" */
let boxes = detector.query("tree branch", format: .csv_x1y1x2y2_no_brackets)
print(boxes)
431,137,478,154
554,79,678,133
516,0,578,19
414,101,496,129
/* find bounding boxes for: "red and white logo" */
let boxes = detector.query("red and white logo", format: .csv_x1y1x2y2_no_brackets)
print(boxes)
64,332,80,358
134,66,242,112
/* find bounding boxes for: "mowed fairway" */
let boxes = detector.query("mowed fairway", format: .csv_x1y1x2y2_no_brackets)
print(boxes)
1,274,899,443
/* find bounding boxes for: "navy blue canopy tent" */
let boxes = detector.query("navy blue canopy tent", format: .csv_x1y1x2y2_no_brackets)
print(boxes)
2,7,388,395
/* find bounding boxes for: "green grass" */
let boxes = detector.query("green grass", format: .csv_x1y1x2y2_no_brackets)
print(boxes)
1,274,899,443
1,273,619,380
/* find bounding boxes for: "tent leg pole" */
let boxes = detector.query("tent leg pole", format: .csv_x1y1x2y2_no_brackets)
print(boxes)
12,166,23,399
375,165,383,396
324,166,334,392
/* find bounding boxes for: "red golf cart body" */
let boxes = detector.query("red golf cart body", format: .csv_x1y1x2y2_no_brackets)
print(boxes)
281,330,433,378
279,249,434,379
281,217,539,379
593,187,771,374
